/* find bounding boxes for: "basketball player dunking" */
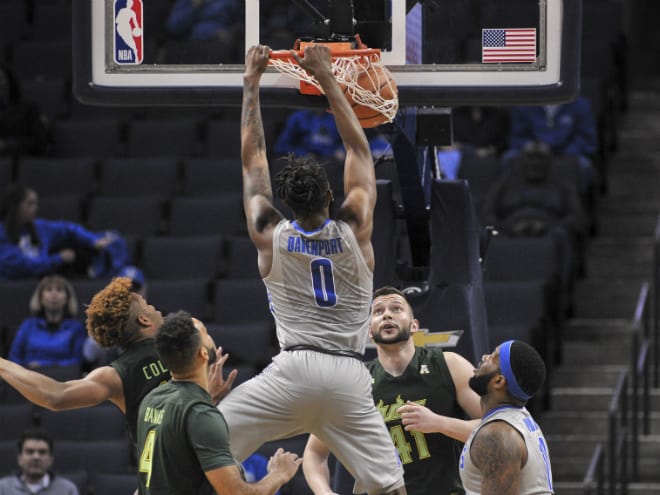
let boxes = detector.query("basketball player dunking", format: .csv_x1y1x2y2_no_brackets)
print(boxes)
216,44,406,495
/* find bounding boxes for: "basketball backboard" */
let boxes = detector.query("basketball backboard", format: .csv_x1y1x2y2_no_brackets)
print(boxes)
73,0,582,108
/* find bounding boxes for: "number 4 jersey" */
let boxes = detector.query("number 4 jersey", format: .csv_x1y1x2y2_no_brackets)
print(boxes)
368,346,466,495
265,219,372,353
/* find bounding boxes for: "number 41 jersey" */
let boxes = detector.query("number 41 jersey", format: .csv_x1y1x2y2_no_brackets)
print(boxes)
264,219,372,353
368,346,466,495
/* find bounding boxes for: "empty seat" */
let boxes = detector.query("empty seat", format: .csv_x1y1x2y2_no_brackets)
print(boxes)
32,3,73,40
372,180,398,288
457,154,503,217
168,195,244,237
147,279,211,320
39,404,127,441
204,119,241,158
71,279,110,312
0,441,18,476
19,77,70,120
16,157,97,197
11,40,72,81
89,472,137,495
86,197,164,237
0,403,36,440
125,119,201,158
53,440,133,475
98,157,179,198
181,157,243,195
0,157,14,191
206,321,274,367
0,3,27,45
52,119,124,158
224,235,260,280
211,279,272,325
37,196,84,223
141,235,223,279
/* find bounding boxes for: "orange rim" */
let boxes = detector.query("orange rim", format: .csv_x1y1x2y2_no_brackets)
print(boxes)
269,47,381,63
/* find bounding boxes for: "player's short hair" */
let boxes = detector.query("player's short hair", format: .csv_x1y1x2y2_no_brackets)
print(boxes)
17,427,53,454
274,154,329,218
155,310,200,375
86,277,138,348
503,340,546,401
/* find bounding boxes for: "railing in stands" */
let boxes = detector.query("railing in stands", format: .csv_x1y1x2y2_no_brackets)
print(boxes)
607,371,629,495
654,211,660,387
630,282,651,481
582,443,605,495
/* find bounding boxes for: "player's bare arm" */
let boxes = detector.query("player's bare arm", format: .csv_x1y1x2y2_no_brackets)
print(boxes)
241,45,284,274
292,46,375,263
0,357,124,411
302,435,339,495
470,420,527,495
444,351,483,419
208,448,302,495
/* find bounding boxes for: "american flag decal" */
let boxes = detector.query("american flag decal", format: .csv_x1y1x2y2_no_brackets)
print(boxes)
482,28,536,63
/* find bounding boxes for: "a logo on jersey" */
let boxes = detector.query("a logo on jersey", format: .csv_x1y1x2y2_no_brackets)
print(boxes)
114,0,143,65
419,364,430,374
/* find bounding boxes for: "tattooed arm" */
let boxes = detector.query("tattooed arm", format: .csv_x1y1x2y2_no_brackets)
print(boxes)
241,45,284,276
470,420,528,495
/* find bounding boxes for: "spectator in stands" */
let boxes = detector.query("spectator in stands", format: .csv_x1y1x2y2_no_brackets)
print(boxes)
0,184,124,280
0,427,79,495
0,64,51,158
274,109,392,162
503,96,599,191
164,0,241,41
8,275,86,370
481,142,587,282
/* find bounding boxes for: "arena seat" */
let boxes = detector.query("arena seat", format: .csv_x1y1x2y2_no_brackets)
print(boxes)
98,157,180,199
125,119,201,158
16,157,97,198
181,157,243,196
38,404,127,442
168,195,244,237
211,279,272,325
141,235,224,280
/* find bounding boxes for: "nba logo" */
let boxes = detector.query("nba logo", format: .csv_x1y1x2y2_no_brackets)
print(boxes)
114,0,143,65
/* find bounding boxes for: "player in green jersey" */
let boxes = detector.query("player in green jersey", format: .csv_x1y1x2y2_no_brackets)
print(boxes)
303,286,482,495
137,311,301,495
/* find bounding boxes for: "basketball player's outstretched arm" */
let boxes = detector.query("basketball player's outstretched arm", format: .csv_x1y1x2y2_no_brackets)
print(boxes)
241,45,284,275
293,46,376,264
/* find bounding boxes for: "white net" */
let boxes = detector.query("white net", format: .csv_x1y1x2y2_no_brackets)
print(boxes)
269,52,399,124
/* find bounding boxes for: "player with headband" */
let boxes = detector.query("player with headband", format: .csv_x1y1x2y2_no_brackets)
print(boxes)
460,340,554,495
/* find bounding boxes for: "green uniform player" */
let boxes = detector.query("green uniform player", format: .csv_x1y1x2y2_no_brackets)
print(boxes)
137,380,236,495
369,346,466,495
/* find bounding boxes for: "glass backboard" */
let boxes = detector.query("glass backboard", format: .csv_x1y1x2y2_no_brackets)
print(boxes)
73,0,582,108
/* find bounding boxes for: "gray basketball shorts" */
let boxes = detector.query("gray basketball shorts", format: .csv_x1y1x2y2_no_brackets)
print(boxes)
218,349,404,494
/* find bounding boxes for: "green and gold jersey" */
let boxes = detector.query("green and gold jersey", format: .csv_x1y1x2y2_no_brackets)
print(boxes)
137,380,237,495
368,346,466,495
110,338,170,446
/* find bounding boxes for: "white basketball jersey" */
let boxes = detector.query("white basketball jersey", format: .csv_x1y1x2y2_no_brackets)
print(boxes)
264,219,373,353
460,406,554,494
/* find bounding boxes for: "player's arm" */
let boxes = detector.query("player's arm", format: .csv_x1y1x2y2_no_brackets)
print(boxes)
0,358,124,411
241,45,284,275
302,435,338,495
470,421,527,495
444,351,483,420
293,46,376,251
397,400,480,443
208,448,302,495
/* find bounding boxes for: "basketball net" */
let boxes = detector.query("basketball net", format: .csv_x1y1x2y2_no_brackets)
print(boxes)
269,39,399,124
